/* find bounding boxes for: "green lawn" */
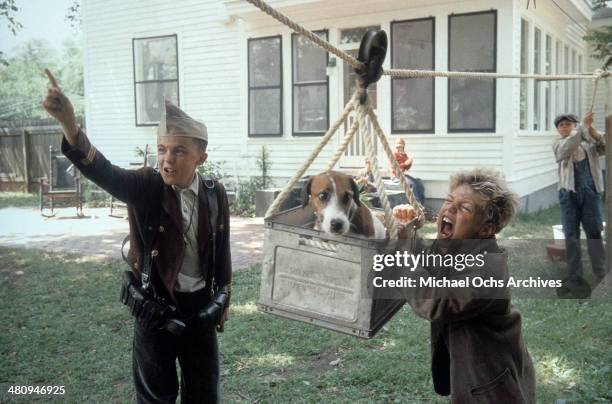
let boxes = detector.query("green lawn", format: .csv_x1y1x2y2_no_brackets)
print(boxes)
0,192,38,209
1,238,610,402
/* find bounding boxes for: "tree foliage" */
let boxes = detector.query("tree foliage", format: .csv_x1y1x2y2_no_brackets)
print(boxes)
0,39,84,120
584,25,612,70
0,0,23,66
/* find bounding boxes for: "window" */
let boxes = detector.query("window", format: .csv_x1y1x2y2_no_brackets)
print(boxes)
248,36,283,137
133,35,179,126
533,28,541,130
556,40,563,116
292,30,329,135
564,45,569,112
578,54,583,116
448,11,497,132
520,19,529,130
571,50,577,114
391,17,435,133
545,34,552,130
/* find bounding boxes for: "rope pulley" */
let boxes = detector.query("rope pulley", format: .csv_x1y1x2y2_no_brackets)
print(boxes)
356,29,388,104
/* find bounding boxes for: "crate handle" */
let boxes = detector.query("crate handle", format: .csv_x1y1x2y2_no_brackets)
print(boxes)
298,237,338,253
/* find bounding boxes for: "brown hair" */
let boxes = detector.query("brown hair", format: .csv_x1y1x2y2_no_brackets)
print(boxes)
449,168,518,233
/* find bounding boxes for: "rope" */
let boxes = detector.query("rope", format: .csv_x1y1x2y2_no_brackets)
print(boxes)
383,69,608,81
264,92,358,217
244,0,364,71
589,69,603,112
245,0,608,84
365,106,425,229
325,113,360,171
358,99,398,239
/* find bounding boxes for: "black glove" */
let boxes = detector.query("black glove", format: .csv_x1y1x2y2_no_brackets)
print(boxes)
198,290,229,326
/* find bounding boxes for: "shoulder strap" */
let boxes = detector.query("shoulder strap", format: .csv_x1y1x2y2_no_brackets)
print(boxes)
203,176,219,297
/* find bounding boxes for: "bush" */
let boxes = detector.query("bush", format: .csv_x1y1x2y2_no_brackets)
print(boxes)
230,146,272,217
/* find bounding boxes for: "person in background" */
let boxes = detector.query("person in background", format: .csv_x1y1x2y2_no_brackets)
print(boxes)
391,137,425,207
552,111,607,298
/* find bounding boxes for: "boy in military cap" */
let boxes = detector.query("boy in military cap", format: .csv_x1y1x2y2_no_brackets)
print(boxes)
43,69,231,404
552,112,606,297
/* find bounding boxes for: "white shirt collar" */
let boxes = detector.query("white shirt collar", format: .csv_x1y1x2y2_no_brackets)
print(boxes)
172,173,199,195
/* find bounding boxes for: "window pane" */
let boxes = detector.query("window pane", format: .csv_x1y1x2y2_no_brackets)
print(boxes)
249,37,281,87
293,85,327,133
556,41,562,116
572,50,577,114
340,26,380,45
564,45,569,112
449,80,495,130
249,88,281,135
293,31,327,82
393,78,434,131
449,12,496,130
135,81,179,124
545,35,552,130
134,36,178,81
391,18,434,132
520,19,529,130
534,28,541,130
578,55,582,116
392,19,433,69
449,13,495,71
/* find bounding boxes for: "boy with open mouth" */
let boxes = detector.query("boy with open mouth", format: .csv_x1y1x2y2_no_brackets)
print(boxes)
393,168,535,403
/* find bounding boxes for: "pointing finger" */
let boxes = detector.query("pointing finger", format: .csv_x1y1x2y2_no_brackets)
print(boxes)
44,68,59,88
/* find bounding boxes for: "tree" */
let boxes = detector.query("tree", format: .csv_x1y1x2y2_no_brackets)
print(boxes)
0,0,23,66
584,26,612,70
0,39,83,120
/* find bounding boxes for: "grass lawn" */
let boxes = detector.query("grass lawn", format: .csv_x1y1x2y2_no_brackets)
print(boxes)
0,192,39,209
1,206,610,403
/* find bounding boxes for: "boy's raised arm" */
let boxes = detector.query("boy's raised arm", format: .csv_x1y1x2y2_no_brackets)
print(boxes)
42,69,151,205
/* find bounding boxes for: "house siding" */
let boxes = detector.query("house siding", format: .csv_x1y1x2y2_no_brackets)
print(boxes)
82,0,242,169
82,0,593,205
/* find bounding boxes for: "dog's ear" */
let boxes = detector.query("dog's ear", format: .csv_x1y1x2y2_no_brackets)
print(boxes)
301,177,312,208
351,177,361,206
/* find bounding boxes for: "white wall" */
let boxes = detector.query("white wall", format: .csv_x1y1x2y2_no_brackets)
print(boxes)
82,0,593,202
82,0,242,170
510,0,591,197
239,0,515,198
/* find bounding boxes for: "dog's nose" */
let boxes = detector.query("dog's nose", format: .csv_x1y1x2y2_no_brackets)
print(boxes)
330,219,343,233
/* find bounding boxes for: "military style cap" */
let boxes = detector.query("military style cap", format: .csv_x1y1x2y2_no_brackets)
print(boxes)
554,113,579,128
157,99,208,141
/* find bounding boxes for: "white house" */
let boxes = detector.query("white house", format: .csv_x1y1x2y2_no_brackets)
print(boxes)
80,0,600,212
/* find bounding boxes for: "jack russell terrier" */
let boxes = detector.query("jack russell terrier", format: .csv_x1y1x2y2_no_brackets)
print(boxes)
302,171,387,239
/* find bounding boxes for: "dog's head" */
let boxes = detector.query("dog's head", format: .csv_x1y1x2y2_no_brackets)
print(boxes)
302,171,361,235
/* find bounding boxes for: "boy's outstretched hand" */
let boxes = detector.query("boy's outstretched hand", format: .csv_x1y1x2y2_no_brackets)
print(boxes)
42,68,79,144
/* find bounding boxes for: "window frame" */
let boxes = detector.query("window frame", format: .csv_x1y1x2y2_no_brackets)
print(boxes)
390,17,436,134
533,26,542,131
132,34,180,127
447,10,497,133
291,29,330,137
247,34,284,138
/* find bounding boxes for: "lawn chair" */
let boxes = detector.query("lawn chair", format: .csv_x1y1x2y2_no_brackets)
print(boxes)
39,145,84,218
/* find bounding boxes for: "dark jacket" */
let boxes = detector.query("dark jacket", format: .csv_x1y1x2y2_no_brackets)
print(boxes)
61,130,232,306
404,239,535,403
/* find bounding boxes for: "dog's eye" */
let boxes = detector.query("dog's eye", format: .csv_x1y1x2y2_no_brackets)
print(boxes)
318,192,328,201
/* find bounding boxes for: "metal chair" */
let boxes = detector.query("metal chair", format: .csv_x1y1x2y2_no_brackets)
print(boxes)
39,145,83,217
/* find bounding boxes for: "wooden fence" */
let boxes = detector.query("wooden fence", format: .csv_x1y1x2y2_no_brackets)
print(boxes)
0,117,85,192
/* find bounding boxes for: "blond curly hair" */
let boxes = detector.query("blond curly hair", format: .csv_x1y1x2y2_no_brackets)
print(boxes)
449,168,518,234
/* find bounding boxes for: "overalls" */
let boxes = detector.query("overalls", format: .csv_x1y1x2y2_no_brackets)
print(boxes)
558,155,606,280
